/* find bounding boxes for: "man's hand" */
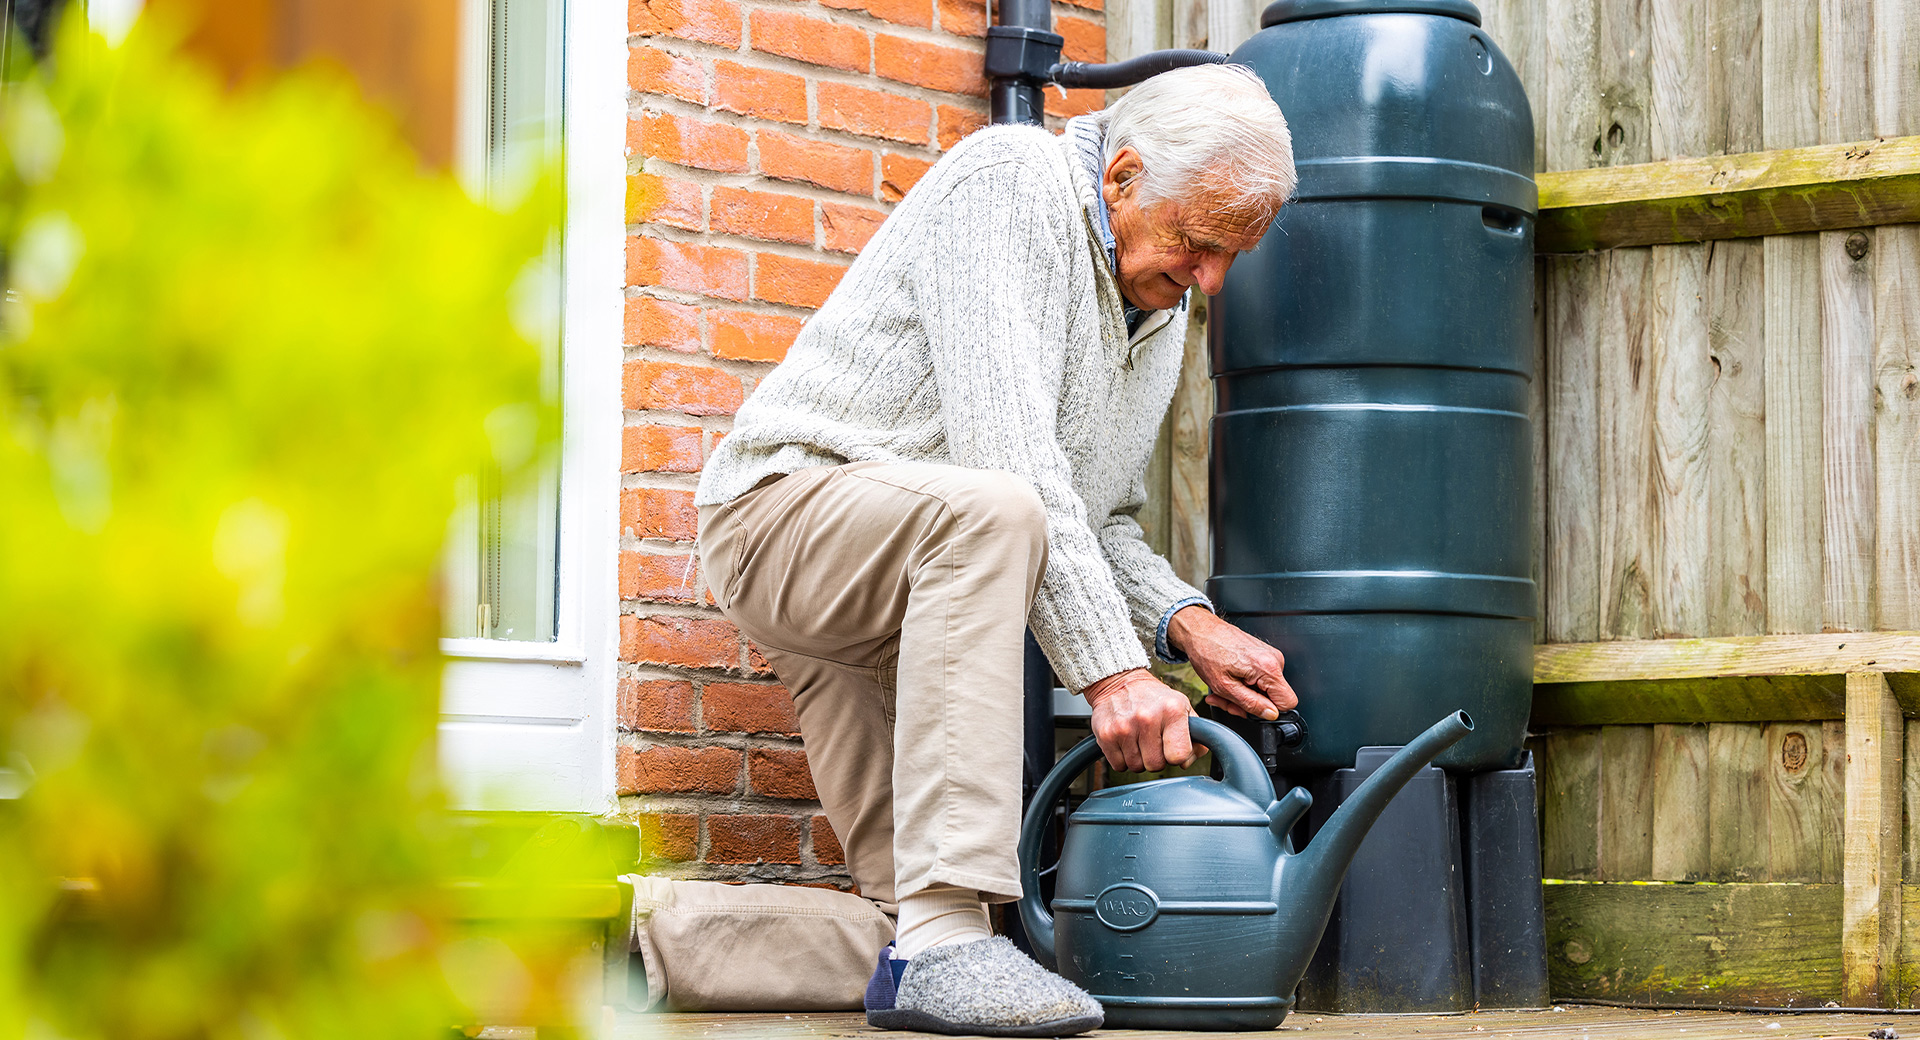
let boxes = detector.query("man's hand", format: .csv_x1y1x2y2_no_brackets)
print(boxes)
1167,605,1297,720
1080,668,1198,773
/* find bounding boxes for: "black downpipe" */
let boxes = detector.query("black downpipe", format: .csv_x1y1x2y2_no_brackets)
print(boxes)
985,0,1227,126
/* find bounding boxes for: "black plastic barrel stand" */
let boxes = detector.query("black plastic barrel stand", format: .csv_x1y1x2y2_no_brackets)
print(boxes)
1294,747,1549,1013
1461,752,1549,1008
1298,748,1473,1013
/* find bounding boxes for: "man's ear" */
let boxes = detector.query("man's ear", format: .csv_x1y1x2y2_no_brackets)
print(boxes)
1102,148,1144,207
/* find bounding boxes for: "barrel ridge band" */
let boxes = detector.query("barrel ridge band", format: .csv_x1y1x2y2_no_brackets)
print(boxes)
1291,156,1538,215
1211,571,1536,619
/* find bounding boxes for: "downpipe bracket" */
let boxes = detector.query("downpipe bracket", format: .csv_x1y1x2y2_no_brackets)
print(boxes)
985,25,1228,125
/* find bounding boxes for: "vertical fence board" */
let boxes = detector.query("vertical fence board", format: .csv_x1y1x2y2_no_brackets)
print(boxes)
1547,256,1603,643
1170,0,1208,50
1756,0,1823,635
1763,234,1824,635
1593,0,1658,633
1869,6,1919,633
1531,257,1549,645
1820,228,1878,633
1767,721,1836,882
1906,719,1920,887
1822,720,1849,883
1205,0,1257,54
1873,227,1920,632
1760,0,1820,151
1650,0,1707,160
1708,722,1770,880
1597,0,1652,168
1598,249,1659,639
1545,0,1602,173
1706,239,1768,634
1599,725,1655,880
1648,243,1711,637
1842,672,1904,1005
1709,0,1763,153
1538,729,1603,880
1871,0,1918,137
1816,0,1876,635
1650,723,1710,880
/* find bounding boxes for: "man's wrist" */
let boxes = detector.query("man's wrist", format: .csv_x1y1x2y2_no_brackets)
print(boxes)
1164,604,1214,659
1081,666,1154,707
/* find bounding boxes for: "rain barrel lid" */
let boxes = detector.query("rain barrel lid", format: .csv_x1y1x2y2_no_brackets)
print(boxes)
1260,0,1481,28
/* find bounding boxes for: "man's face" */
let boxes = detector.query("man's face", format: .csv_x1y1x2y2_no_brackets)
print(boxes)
1102,147,1272,312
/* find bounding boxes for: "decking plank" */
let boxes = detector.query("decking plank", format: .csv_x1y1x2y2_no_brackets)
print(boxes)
618,1007,1920,1040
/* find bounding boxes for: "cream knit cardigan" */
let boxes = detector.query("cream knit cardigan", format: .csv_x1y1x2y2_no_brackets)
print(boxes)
695,117,1206,691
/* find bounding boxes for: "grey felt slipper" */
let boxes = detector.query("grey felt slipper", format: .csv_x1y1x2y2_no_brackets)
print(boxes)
864,937,1103,1037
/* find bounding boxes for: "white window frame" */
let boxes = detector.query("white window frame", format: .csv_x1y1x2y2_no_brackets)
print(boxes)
86,0,143,42
436,0,624,813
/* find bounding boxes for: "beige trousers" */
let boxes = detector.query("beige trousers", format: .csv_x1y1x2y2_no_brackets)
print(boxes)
628,461,1049,1011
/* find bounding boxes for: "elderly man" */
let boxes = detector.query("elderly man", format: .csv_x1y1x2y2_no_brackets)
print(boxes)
625,64,1298,1035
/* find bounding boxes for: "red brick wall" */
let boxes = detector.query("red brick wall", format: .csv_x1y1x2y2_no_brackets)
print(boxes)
619,0,1104,888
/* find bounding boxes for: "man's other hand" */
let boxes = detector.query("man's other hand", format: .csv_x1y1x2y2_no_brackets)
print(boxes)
1080,668,1198,773
1166,605,1297,720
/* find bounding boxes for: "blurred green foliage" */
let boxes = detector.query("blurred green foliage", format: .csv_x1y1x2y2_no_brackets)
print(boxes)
0,15,565,1039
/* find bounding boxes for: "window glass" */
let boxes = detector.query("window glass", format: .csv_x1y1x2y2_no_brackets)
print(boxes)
442,0,565,642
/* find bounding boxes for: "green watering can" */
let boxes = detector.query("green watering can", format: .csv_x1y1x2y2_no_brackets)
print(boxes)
1017,711,1473,1030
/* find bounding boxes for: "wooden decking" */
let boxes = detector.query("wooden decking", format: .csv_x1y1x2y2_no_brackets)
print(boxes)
613,1008,1918,1040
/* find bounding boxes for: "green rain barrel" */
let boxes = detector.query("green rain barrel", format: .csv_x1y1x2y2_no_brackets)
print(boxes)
1210,0,1535,772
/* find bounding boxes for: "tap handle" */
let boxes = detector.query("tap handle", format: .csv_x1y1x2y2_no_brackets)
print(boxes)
1272,709,1307,749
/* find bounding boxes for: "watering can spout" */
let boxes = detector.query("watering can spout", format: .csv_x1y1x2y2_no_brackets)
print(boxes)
1284,711,1474,922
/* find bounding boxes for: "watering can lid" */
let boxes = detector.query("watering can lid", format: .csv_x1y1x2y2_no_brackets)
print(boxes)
1260,0,1482,29
1069,775,1273,825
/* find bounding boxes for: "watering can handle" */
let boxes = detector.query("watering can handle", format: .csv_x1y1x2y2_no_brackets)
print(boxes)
1015,716,1278,969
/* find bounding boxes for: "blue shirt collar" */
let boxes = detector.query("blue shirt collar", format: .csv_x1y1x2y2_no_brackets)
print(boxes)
1063,116,1151,334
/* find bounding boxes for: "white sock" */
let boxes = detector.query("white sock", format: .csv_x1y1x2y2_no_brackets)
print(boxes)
893,883,991,958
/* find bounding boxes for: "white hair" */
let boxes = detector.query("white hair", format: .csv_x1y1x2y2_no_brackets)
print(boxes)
1095,63,1296,221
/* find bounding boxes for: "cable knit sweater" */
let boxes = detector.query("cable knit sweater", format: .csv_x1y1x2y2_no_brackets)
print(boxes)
694,117,1207,691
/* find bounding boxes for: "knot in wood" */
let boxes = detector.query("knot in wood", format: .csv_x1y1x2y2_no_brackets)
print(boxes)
1781,730,1809,773
1846,232,1870,260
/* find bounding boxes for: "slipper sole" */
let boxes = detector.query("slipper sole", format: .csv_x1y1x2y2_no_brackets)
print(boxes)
866,1007,1103,1037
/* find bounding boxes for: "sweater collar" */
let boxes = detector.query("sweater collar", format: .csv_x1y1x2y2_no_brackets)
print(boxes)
1063,116,1118,273
1063,115,1161,336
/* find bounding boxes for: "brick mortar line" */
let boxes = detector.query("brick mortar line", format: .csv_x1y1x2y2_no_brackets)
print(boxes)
620,730,804,749
623,105,953,172
634,864,853,882
628,62,991,117
615,601,734,621
623,541,708,558
620,467,702,487
623,87,953,166
630,161,896,212
622,534,709,551
616,547,701,562
617,414,720,431
621,345,781,377
624,284,819,321
620,665,787,688
619,804,833,822
630,222,856,268
618,413,740,436
634,83,985,136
